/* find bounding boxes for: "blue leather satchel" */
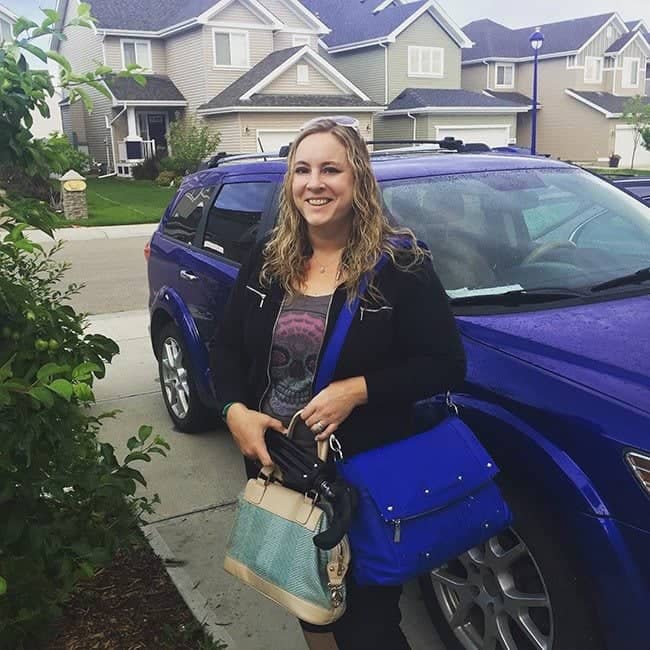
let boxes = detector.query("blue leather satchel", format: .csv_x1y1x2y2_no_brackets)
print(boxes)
314,256,512,586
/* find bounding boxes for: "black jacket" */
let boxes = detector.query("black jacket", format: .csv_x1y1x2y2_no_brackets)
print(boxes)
211,241,466,457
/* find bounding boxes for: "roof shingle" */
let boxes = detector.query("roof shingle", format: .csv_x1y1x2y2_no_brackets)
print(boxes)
105,74,186,102
567,89,650,115
386,88,525,111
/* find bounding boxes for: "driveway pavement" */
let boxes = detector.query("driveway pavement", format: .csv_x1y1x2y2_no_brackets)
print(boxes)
89,309,444,650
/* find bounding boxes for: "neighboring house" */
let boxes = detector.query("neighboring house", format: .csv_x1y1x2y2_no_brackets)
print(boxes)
462,13,650,167
52,0,382,176
300,0,529,148
0,3,63,140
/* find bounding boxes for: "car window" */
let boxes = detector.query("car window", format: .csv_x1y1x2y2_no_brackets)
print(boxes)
203,182,272,263
163,187,213,245
380,168,650,295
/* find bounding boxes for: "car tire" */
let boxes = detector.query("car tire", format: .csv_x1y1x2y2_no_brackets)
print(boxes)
418,483,605,650
156,322,213,433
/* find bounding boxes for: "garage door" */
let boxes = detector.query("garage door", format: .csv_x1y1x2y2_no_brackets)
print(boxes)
436,125,510,148
257,130,299,153
615,126,650,168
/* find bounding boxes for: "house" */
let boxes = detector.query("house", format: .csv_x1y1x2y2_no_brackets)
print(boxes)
462,13,650,167
299,0,530,148
0,3,63,140
52,0,382,176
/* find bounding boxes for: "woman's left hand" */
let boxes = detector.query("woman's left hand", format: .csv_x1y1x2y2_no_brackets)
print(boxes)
301,377,368,441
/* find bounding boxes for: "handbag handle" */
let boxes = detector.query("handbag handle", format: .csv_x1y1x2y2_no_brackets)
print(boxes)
287,410,328,462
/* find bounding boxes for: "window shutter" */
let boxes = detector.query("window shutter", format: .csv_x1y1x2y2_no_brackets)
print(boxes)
432,48,443,75
297,64,309,84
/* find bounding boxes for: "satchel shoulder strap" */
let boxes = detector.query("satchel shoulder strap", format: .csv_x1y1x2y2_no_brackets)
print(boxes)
314,254,389,393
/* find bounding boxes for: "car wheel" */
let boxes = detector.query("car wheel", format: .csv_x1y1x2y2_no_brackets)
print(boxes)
419,486,604,650
156,322,212,433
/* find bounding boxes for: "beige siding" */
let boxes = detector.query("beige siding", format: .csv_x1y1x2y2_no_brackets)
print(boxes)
514,58,612,161
373,114,416,144
203,114,242,153
388,13,461,102
263,0,314,29
166,27,207,111
461,62,489,92
613,44,647,96
58,0,112,162
262,62,341,95
207,1,265,25
103,37,166,74
327,46,386,104
204,26,274,101
273,33,317,50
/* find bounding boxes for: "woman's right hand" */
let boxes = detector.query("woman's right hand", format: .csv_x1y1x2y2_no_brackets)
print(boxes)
225,403,286,467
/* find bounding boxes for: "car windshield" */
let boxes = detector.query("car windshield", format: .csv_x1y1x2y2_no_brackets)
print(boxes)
381,167,650,298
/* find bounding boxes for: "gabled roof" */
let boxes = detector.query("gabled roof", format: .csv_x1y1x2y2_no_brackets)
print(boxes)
297,0,472,51
197,46,382,114
565,89,650,118
606,29,650,55
105,74,187,104
384,88,528,114
53,0,326,37
463,13,621,63
626,20,649,33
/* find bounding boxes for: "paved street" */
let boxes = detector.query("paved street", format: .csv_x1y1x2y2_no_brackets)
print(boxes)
53,227,444,650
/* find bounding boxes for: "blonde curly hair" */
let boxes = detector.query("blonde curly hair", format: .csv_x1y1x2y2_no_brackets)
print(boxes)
260,117,428,302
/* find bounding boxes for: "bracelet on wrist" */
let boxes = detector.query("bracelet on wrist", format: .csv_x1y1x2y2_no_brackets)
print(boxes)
221,402,237,421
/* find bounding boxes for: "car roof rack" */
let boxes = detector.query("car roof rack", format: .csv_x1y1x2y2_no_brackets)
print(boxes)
367,138,465,152
201,147,292,169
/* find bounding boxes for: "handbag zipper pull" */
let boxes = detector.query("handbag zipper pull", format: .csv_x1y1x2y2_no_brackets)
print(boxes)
393,519,401,543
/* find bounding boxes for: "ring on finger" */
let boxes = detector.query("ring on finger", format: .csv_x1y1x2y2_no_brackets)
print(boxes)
313,421,325,434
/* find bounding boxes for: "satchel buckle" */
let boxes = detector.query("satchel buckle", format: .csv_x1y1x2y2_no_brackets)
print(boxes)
445,391,459,416
329,435,344,461
329,584,344,608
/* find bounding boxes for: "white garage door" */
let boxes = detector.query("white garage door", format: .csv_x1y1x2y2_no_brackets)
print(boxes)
615,125,650,168
257,130,299,153
436,125,510,148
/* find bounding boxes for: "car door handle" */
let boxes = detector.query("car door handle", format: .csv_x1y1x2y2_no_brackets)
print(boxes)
180,270,198,281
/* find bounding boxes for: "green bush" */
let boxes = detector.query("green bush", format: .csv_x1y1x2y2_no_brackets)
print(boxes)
132,156,161,180
42,132,90,175
167,116,220,174
155,170,180,187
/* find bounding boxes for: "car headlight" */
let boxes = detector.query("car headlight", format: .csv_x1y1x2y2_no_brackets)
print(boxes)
626,451,650,496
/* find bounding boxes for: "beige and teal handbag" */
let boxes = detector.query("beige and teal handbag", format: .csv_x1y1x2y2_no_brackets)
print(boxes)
223,417,350,626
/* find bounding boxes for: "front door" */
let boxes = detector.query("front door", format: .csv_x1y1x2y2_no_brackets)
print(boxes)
147,113,168,158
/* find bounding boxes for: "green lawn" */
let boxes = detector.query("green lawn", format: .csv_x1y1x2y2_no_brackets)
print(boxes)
582,167,650,178
62,178,176,227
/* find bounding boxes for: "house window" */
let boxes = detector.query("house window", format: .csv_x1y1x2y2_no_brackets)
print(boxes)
606,26,613,40
0,17,12,42
121,39,152,71
408,46,444,77
622,57,640,87
495,63,515,88
213,30,249,68
603,56,615,70
584,56,603,83
293,35,311,47
297,64,309,85
566,55,577,69
203,183,272,262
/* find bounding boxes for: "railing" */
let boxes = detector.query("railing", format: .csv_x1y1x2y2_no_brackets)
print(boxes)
118,139,156,162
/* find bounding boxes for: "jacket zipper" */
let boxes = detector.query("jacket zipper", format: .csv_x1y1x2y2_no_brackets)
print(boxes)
258,295,285,411
246,285,267,308
359,305,392,321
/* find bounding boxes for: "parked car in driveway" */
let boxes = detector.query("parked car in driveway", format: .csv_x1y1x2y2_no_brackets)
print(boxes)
146,148,650,650
611,176,650,206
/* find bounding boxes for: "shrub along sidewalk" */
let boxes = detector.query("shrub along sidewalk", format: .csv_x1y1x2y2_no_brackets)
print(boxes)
62,178,176,227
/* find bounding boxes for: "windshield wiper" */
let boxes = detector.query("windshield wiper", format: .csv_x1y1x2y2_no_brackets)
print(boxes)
590,266,650,292
450,287,586,306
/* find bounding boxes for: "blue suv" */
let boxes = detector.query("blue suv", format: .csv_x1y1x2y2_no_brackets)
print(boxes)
147,147,650,650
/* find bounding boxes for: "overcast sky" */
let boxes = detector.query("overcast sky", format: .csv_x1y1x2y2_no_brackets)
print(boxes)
4,0,649,32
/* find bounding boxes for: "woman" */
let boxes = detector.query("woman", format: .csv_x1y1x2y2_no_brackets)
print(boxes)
212,116,466,650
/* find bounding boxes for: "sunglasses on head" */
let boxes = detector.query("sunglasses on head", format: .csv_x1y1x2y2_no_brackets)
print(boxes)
299,116,360,133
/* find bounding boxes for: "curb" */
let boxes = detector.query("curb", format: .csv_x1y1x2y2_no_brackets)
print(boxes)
143,524,237,649
26,223,158,243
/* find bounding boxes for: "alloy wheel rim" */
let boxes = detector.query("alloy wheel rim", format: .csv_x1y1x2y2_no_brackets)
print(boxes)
161,336,190,419
430,529,553,650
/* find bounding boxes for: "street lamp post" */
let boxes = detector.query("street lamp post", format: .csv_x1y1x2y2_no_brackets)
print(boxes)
529,28,544,155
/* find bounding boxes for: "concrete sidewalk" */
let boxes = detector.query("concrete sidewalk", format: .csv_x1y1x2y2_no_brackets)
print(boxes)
26,223,157,243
